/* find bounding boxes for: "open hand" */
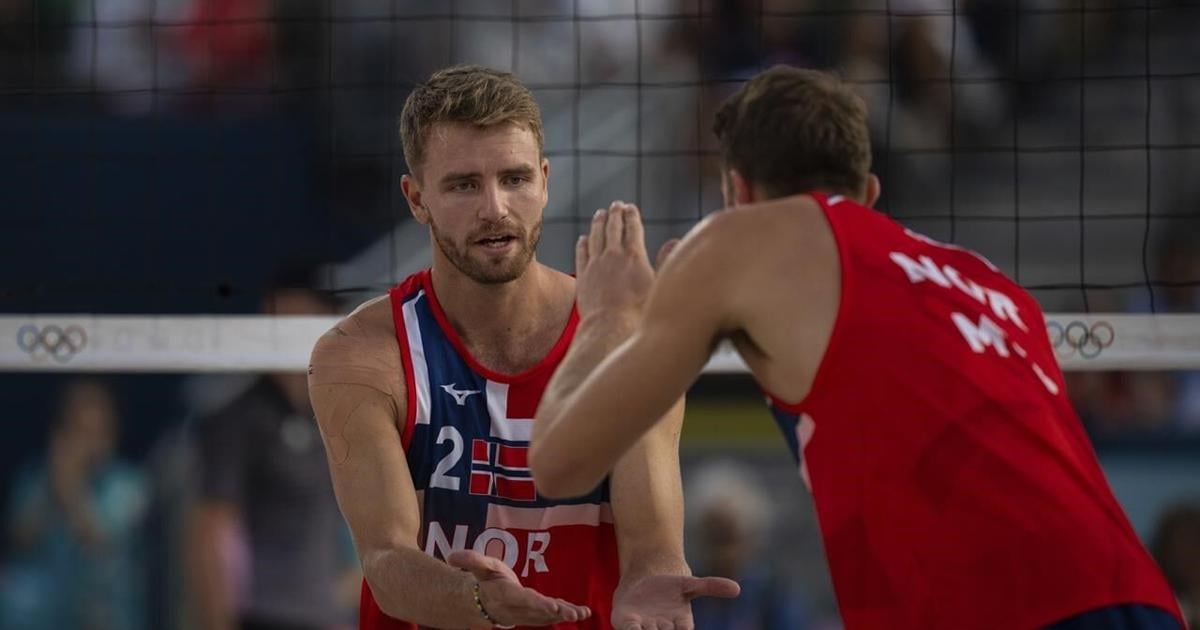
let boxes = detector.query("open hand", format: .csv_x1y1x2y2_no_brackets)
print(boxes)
447,550,592,628
575,201,656,322
612,574,741,630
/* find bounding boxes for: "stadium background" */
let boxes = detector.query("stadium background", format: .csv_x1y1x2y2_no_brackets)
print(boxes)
1,1,1199,628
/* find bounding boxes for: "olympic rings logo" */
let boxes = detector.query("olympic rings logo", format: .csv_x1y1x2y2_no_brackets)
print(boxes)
1046,320,1114,359
16,324,88,363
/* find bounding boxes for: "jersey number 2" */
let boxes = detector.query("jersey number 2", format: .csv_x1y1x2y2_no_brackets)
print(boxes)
431,426,463,491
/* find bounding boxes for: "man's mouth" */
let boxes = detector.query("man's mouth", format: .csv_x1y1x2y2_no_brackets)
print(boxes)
475,234,518,249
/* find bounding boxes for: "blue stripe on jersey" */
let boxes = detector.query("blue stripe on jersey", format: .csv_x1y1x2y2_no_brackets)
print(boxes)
397,285,609,546
769,403,803,465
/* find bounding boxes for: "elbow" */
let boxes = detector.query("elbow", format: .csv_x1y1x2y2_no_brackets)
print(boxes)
530,445,602,499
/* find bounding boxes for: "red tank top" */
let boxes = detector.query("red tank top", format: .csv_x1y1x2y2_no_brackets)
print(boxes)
360,270,619,630
765,193,1184,629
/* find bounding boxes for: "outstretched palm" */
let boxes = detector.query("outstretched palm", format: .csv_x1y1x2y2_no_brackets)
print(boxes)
612,574,741,630
447,550,591,628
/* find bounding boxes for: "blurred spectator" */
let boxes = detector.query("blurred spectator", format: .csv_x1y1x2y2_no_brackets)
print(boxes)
1143,222,1200,431
686,460,812,630
179,0,273,89
1104,220,1200,433
1066,370,1178,437
1151,501,1200,629
66,0,164,115
0,379,149,630
1068,219,1200,436
187,265,359,630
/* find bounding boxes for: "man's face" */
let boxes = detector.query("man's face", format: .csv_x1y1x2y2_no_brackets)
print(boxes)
406,122,549,284
58,382,118,467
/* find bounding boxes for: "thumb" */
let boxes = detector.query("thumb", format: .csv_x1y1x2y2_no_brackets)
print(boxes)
656,238,681,270
682,576,741,600
446,550,509,581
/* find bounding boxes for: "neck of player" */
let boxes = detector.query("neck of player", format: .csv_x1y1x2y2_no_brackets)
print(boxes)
430,261,574,373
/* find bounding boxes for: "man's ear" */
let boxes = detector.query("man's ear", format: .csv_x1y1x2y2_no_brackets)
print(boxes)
728,169,755,206
863,174,881,208
401,173,431,225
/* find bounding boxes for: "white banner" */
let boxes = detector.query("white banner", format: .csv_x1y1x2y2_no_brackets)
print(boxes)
2,313,1199,373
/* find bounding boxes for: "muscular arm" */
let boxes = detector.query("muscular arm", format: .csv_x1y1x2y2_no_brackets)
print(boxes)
611,399,688,581
532,223,733,499
541,314,690,578
310,323,587,628
309,328,490,628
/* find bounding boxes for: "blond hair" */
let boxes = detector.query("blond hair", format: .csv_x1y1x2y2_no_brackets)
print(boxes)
400,65,544,177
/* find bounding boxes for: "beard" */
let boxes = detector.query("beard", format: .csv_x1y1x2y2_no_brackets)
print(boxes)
430,217,543,284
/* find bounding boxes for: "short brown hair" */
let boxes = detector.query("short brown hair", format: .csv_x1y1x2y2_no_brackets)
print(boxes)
713,66,871,199
400,65,544,176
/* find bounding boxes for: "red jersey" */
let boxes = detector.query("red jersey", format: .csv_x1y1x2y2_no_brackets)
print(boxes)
765,193,1184,629
360,270,619,630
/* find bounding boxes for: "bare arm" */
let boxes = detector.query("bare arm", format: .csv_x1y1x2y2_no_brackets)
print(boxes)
533,208,731,499
310,379,480,626
534,204,740,628
188,502,240,630
310,327,588,628
610,399,688,583
536,293,689,576
546,311,691,576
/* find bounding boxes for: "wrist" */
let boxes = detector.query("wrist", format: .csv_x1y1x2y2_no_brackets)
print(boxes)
470,579,514,629
621,553,691,585
578,308,640,336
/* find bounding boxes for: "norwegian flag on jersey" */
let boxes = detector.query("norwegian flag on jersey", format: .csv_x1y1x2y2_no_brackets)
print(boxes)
470,439,536,501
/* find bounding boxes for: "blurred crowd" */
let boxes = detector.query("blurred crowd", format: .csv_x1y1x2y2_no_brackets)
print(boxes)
1,0,1198,628
1,273,361,630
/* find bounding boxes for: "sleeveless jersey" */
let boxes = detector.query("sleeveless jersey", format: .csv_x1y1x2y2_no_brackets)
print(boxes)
359,270,619,630
765,193,1183,629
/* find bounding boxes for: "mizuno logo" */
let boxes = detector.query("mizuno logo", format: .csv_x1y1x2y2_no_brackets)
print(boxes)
441,383,481,406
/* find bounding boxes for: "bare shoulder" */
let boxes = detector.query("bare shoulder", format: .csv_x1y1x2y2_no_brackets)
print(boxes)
308,294,405,410
703,194,824,244
666,195,828,279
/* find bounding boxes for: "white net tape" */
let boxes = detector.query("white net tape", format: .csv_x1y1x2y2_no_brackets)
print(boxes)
2,314,1199,373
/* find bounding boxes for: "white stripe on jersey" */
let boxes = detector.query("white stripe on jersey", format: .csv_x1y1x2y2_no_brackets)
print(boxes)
486,503,614,530
486,381,534,442
402,290,432,426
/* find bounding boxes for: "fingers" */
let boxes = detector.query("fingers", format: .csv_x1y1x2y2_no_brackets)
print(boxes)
588,208,607,259
496,585,592,626
586,201,642,260
623,204,646,254
625,621,673,630
531,592,590,625
605,201,626,252
445,550,507,581
552,598,591,622
681,576,741,600
575,234,589,274
655,237,680,269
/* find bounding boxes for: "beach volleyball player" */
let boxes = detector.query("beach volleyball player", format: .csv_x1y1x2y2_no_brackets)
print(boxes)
531,66,1185,630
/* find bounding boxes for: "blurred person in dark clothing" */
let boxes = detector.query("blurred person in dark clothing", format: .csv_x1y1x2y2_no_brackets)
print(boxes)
686,461,812,630
1080,221,1200,435
187,266,358,630
1,379,149,630
1151,501,1200,629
